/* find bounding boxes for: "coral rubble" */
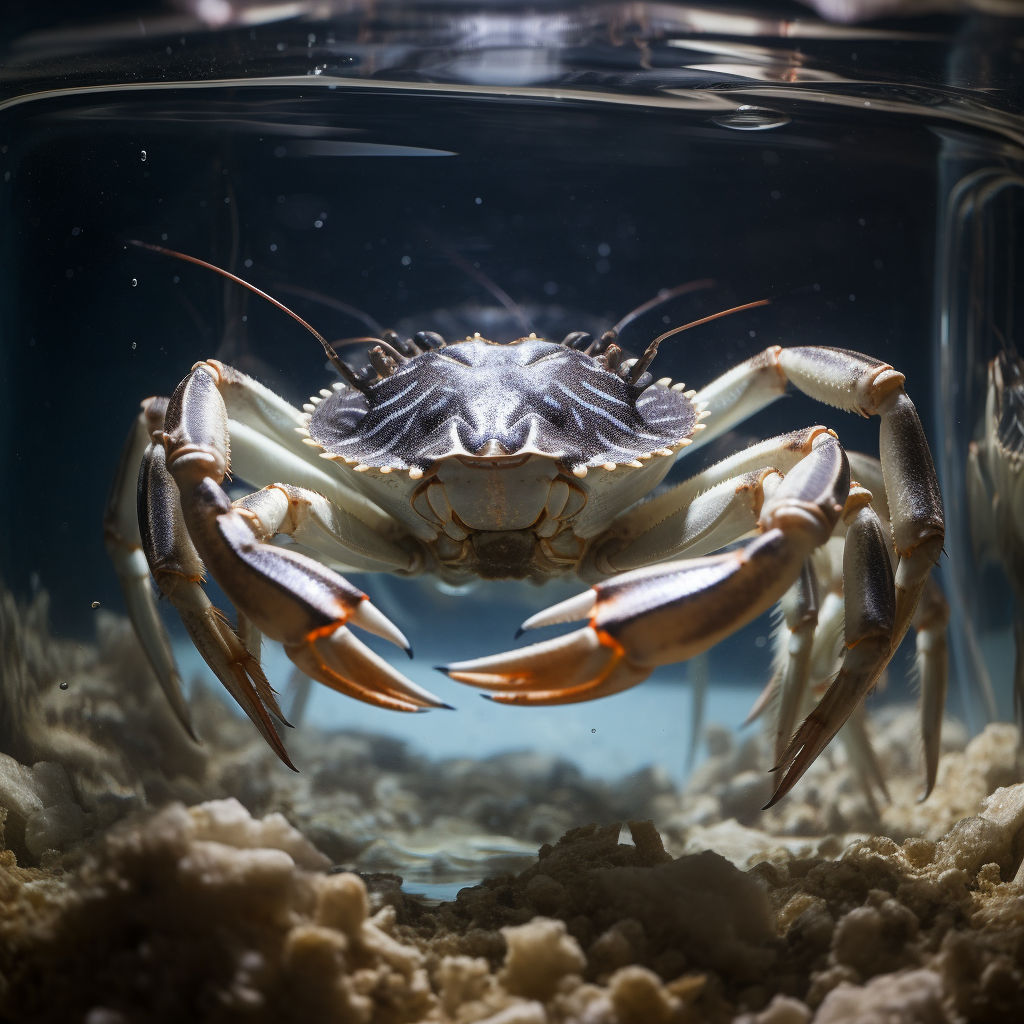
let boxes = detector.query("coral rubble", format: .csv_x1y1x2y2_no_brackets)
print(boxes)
3,584,1024,1020
2,794,1024,1022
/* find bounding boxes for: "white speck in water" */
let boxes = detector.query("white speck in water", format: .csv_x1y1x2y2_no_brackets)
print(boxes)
543,281,558,296
140,150,146,162
755,635,766,648
314,219,323,228
864,101,871,106
72,226,80,236
749,330,756,338
244,258,253,267
91,601,100,609
270,244,277,251
173,275,179,283
401,255,411,265
662,314,670,323
308,33,316,44
277,42,285,51
475,197,482,204
849,294,856,302
224,197,230,204
131,278,137,287
4,171,10,181
166,45,171,54
242,316,247,322
598,242,611,257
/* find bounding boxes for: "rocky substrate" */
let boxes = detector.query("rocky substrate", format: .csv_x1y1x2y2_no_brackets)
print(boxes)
3,583,1024,1020
1,792,1024,1023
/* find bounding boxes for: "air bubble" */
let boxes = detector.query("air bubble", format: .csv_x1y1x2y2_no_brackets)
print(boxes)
401,255,411,266
131,278,137,287
132,342,137,349
711,105,791,131
59,681,68,690
591,728,597,734
91,601,100,609
141,150,146,162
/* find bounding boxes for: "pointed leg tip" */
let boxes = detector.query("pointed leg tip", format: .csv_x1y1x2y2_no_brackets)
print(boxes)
480,694,495,702
514,627,525,639
433,664,451,676
405,646,414,660
438,701,456,710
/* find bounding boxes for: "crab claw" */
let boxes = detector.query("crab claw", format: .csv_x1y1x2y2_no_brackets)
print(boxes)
439,617,648,706
182,480,449,716
441,529,817,706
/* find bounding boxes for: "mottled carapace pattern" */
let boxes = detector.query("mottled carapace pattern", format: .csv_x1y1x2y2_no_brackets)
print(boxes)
307,338,697,471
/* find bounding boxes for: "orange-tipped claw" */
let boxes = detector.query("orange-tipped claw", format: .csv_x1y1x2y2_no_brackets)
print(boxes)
438,626,649,706
288,624,451,714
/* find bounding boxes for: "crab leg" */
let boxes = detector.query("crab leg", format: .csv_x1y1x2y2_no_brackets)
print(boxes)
158,362,447,756
103,398,196,739
587,426,829,577
692,346,944,647
767,494,896,804
139,440,294,764
914,574,950,797
771,558,820,764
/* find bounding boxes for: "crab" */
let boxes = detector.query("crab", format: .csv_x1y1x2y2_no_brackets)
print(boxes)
969,348,1024,727
104,245,946,805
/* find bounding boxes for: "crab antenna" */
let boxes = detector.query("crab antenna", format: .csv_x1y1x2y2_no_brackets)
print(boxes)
627,298,771,385
128,239,370,394
612,278,716,336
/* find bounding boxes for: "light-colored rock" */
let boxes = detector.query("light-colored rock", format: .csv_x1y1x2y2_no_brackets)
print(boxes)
813,969,948,1024
188,798,330,870
499,918,586,1000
